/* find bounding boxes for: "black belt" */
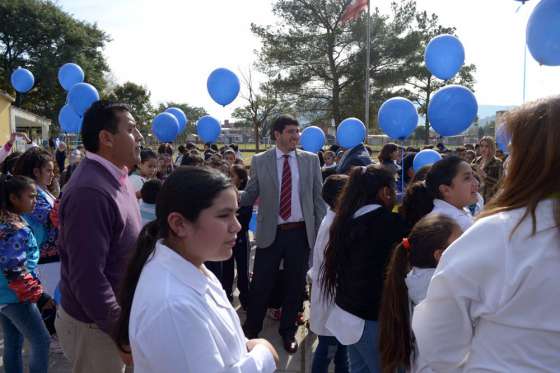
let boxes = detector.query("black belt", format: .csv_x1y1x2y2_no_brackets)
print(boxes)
278,221,306,231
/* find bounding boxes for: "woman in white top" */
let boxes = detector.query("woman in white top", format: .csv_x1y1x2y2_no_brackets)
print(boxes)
425,156,479,232
400,156,479,232
113,167,278,373
412,96,560,372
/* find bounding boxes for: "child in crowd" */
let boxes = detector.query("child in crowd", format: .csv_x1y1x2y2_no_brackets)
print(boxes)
379,214,461,373
321,165,407,372
139,179,162,227
309,174,349,373
130,149,158,198
0,175,52,373
401,157,479,233
113,167,278,372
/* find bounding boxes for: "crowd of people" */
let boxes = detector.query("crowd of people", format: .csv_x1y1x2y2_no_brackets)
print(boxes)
0,95,558,373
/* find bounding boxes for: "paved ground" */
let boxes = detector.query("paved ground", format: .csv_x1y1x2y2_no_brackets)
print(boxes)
0,302,321,373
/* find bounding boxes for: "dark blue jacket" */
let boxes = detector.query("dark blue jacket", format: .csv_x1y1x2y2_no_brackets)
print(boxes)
336,144,372,174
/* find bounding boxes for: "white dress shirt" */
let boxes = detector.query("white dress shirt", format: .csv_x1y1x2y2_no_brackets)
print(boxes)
428,198,474,233
308,208,335,336
276,148,303,224
129,241,276,373
412,199,560,372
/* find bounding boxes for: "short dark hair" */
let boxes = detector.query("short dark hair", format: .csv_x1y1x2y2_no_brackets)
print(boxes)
322,174,348,209
140,149,157,163
81,100,131,153
230,164,248,190
185,142,196,150
180,153,204,167
140,179,163,204
177,145,186,153
271,115,299,139
158,143,173,156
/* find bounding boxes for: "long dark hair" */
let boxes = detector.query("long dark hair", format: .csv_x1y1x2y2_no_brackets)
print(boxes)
379,214,460,373
0,175,35,213
425,156,464,200
320,165,395,301
113,166,232,352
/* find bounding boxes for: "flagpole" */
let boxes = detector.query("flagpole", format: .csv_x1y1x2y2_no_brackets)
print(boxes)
364,0,371,128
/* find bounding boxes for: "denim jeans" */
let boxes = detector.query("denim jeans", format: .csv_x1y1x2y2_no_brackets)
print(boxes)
348,320,380,373
312,335,349,373
0,302,50,373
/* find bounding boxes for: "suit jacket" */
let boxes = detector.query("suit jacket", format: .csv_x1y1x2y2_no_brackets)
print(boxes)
336,144,372,174
241,147,326,249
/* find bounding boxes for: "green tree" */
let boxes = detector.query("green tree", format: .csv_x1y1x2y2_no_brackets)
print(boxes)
232,69,291,151
0,0,110,129
403,10,477,143
107,82,154,137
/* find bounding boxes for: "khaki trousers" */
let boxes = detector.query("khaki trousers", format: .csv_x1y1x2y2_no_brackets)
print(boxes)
55,306,129,373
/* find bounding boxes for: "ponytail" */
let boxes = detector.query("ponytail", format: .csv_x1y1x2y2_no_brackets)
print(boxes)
379,242,412,373
113,220,159,352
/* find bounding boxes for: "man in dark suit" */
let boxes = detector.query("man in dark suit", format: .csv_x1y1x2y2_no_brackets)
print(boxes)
240,115,325,353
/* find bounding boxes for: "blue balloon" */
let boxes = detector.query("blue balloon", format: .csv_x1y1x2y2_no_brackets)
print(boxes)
300,126,326,153
527,0,560,66
165,107,188,133
413,149,442,173
495,124,510,154
54,283,61,305
378,97,418,140
428,85,478,137
58,63,85,91
68,83,100,116
249,211,257,233
424,34,465,80
58,104,83,134
207,68,240,106
152,113,179,142
11,67,34,93
197,115,221,143
336,118,366,149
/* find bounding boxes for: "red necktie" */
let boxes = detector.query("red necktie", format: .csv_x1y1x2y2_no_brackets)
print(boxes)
279,154,292,220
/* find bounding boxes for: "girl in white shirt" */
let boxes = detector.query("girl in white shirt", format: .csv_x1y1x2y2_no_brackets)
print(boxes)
378,214,461,373
113,166,278,373
129,149,157,198
401,156,479,232
412,96,560,372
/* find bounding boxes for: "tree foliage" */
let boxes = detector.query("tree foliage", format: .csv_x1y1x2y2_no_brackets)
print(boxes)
252,0,477,139
0,0,110,128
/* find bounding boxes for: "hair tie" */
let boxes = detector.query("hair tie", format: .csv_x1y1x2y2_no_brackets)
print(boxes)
402,238,411,250
361,166,367,175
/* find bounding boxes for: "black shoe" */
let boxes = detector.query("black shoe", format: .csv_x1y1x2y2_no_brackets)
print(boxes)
282,335,298,354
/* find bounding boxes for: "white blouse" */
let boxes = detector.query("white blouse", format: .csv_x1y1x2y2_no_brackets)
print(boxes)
428,198,473,233
412,199,560,372
129,241,276,373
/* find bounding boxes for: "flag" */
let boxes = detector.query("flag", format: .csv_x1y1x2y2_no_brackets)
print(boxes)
341,0,368,24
